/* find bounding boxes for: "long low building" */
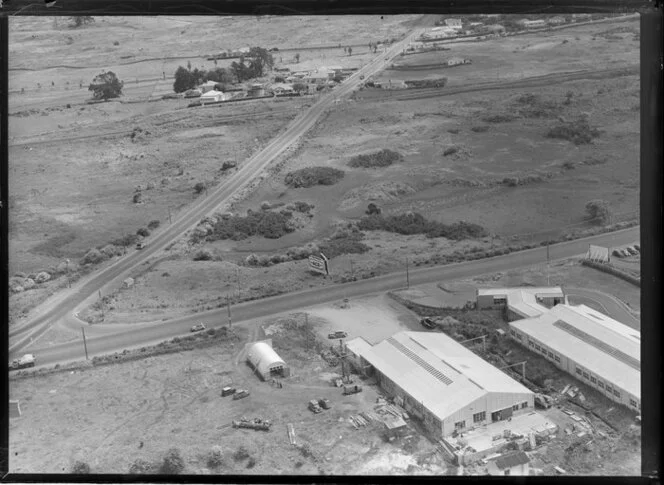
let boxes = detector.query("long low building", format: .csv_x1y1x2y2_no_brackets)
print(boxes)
345,331,534,439
508,304,640,411
476,287,566,320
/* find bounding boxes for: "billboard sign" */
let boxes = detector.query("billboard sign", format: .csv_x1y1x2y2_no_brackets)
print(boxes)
586,244,610,263
308,253,329,275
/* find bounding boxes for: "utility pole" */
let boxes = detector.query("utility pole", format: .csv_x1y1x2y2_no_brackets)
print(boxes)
498,361,527,381
349,257,354,277
81,327,89,360
168,207,172,224
226,294,232,328
236,267,241,300
406,257,410,289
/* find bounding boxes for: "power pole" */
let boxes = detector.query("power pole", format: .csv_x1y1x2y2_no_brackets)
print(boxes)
226,294,232,328
168,207,172,224
349,257,354,277
236,267,241,301
81,327,89,360
406,257,410,289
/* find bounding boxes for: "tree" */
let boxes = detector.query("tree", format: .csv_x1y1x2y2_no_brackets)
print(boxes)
88,71,123,100
585,199,612,225
366,203,382,215
295,53,300,63
159,448,185,474
173,66,195,93
70,460,91,474
293,83,307,93
69,16,94,28
248,46,274,72
204,67,234,85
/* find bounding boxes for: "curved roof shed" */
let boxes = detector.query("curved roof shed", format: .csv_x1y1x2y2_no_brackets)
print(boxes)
247,341,287,378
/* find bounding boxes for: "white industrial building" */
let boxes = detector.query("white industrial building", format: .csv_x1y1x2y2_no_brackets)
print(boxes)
246,339,290,380
345,332,534,439
476,287,566,320
508,304,640,411
199,90,230,105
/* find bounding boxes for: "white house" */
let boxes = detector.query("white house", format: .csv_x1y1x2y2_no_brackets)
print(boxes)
486,451,530,476
198,80,219,93
520,19,547,29
199,90,229,105
444,18,463,29
548,16,566,25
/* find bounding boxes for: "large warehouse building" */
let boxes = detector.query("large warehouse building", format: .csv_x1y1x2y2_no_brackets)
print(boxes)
246,339,290,381
508,304,640,412
345,331,534,439
476,287,566,320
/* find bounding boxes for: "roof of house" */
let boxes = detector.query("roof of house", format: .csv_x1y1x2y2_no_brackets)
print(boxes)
347,332,533,420
510,304,640,398
247,341,286,375
477,287,564,318
200,89,224,98
200,80,218,87
492,451,530,469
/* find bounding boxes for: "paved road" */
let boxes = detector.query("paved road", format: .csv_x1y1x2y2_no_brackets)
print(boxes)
566,286,640,330
15,227,639,366
8,22,431,355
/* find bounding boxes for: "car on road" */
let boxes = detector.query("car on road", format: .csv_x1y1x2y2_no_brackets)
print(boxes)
136,242,146,250
233,389,250,400
9,354,36,370
190,323,206,333
359,74,365,80
328,331,348,339
420,317,436,329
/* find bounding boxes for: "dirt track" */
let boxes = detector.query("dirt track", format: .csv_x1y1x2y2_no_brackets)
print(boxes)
365,65,638,102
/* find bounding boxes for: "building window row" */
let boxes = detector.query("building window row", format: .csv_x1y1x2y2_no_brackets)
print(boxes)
473,411,486,423
629,398,639,409
521,401,528,409
512,404,519,411
455,420,466,430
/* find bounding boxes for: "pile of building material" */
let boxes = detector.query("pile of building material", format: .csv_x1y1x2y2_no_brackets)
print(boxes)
349,414,370,429
320,349,339,366
287,423,297,445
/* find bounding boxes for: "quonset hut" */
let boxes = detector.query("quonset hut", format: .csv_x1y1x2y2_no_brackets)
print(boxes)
246,339,290,380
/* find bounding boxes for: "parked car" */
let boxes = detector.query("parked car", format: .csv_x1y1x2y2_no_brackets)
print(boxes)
360,74,365,80
625,246,638,256
233,389,250,400
308,399,322,413
420,317,436,329
221,386,236,397
612,249,623,258
633,244,640,251
190,323,206,333
318,398,331,410
136,242,146,250
620,248,631,257
328,331,348,339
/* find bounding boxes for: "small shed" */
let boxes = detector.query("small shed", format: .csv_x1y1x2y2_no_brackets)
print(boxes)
246,339,290,380
383,415,408,440
486,450,530,476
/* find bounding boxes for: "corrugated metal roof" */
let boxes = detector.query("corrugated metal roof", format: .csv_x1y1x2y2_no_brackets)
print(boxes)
247,341,286,376
353,332,532,419
510,304,640,398
477,287,564,318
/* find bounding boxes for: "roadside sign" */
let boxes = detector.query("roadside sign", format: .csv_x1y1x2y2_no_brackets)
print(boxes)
308,252,330,275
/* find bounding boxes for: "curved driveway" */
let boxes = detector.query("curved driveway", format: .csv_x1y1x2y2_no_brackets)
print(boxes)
16,227,639,366
565,286,640,330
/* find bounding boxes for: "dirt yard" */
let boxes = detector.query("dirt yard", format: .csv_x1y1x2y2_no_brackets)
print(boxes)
9,309,447,475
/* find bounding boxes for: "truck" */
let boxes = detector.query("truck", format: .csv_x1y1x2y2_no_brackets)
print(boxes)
9,354,36,371
232,417,271,431
232,389,250,400
343,385,363,396
308,399,322,413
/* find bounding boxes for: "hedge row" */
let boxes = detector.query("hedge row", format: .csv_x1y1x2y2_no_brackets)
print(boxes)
581,259,640,287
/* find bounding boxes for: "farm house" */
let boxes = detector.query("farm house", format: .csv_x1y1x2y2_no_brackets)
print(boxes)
475,287,565,320
246,339,290,380
508,304,640,412
344,332,534,440
199,90,229,105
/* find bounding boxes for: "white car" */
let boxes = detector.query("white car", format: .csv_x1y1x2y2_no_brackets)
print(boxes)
190,323,206,333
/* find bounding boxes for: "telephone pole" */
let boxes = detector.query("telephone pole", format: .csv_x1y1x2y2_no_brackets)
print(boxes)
226,294,232,328
81,327,89,360
406,257,410,289
236,267,241,300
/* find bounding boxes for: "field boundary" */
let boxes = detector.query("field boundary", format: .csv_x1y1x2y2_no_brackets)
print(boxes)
580,260,640,288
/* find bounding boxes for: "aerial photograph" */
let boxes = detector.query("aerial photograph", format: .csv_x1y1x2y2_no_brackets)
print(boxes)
7,13,641,476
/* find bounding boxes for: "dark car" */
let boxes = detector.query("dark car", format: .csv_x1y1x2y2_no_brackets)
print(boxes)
233,389,250,400
136,242,146,250
328,331,348,339
318,398,331,410
612,249,623,258
221,386,236,397
420,317,436,329
360,74,365,80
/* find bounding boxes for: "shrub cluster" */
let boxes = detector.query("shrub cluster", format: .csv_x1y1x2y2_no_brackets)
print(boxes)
233,446,251,462
546,118,601,145
206,210,294,241
358,212,486,240
291,201,314,213
482,113,516,123
284,167,345,188
71,461,91,474
443,147,458,156
318,233,371,259
136,227,150,237
404,78,448,88
513,93,560,119
159,448,185,474
348,149,404,168
147,220,160,230
471,125,490,133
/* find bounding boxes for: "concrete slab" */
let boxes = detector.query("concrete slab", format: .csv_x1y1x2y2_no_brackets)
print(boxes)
452,411,557,454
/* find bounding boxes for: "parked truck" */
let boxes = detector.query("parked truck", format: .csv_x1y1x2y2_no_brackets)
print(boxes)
9,354,36,371
343,385,363,396
232,417,271,431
